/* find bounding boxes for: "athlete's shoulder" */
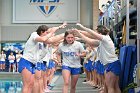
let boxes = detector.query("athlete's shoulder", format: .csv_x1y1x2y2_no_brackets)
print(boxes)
58,42,63,47
74,41,81,44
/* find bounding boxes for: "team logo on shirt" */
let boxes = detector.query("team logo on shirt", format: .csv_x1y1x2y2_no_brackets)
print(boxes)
63,52,76,56
30,0,61,16
39,43,42,49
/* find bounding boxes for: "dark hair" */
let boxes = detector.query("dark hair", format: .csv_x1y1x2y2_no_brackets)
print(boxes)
36,25,49,36
129,1,133,5
63,31,75,45
96,25,110,35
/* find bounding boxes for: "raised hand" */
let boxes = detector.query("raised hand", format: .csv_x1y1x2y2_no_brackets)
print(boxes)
59,22,67,29
76,23,84,28
72,28,80,34
70,28,81,38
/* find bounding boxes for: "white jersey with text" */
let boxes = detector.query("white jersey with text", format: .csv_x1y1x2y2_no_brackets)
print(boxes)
22,32,46,64
58,41,85,68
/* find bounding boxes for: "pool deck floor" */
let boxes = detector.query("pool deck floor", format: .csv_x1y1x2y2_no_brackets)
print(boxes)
0,72,99,93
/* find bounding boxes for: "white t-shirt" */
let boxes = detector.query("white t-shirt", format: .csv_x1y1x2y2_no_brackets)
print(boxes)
42,45,52,62
16,54,22,62
8,55,15,63
22,32,46,64
90,49,97,61
57,41,85,68
37,42,48,63
95,47,100,62
98,35,118,65
84,49,90,63
0,54,6,61
42,45,54,66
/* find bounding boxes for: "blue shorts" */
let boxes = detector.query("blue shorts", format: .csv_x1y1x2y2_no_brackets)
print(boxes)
62,65,81,75
91,62,95,71
104,60,121,76
47,60,55,69
94,61,98,72
42,62,47,71
9,62,15,65
0,61,5,64
35,62,46,71
94,60,104,75
18,58,36,74
84,60,93,72
35,62,43,71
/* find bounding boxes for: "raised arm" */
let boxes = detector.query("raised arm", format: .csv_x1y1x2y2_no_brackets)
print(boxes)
76,23,103,40
35,22,67,42
76,23,94,32
72,29,100,47
44,33,64,44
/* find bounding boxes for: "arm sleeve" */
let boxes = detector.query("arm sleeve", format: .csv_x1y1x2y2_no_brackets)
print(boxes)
78,42,85,52
32,32,40,41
